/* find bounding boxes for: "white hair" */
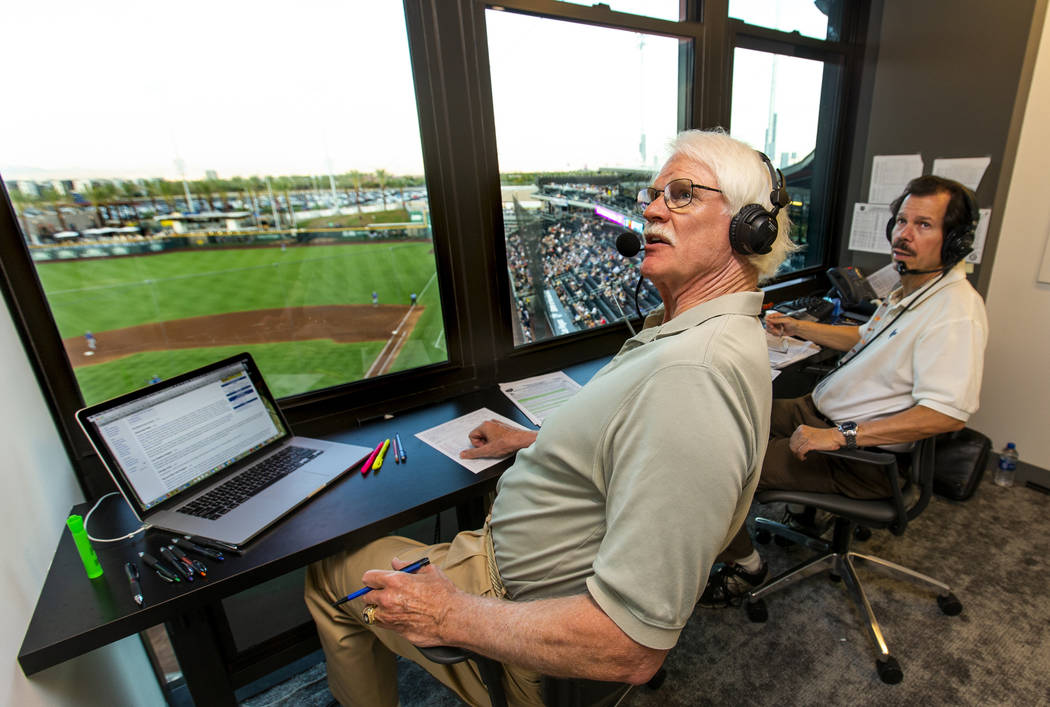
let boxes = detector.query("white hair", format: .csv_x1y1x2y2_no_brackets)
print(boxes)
665,128,797,280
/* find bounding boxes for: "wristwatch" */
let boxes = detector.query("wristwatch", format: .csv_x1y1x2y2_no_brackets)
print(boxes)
837,421,859,450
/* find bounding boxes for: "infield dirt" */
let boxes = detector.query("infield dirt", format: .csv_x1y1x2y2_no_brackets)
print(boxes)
63,304,420,368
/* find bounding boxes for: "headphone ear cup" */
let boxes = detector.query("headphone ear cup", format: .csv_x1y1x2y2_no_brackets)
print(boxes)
729,204,777,255
886,214,896,242
942,225,975,266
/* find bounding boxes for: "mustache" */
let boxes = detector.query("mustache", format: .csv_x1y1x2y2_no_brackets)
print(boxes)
643,224,674,244
891,239,915,255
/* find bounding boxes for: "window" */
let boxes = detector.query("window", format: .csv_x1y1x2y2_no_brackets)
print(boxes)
486,8,684,345
730,47,843,273
729,0,844,41
0,1,446,407
553,0,681,21
0,0,868,496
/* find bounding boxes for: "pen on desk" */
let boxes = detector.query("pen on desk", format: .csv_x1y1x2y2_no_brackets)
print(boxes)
160,546,194,581
360,440,384,475
169,543,207,577
372,439,391,471
173,536,225,561
392,435,400,464
331,557,431,607
139,552,180,583
395,433,406,462
184,534,242,556
124,561,144,606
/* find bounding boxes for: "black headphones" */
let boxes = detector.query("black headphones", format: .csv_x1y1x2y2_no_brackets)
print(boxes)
728,151,790,256
884,182,978,268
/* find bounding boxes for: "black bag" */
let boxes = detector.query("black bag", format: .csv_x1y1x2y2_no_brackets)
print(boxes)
932,427,991,500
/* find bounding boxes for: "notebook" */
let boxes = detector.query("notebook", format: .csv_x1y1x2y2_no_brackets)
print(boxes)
76,352,372,546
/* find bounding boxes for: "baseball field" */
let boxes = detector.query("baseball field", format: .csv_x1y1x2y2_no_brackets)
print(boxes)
35,240,447,406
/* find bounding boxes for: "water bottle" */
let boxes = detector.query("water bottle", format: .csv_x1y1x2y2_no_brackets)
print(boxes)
994,442,1019,487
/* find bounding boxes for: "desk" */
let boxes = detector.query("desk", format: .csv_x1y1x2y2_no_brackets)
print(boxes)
19,358,608,705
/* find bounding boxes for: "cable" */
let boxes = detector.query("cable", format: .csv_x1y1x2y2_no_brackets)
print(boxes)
83,491,150,543
610,285,637,336
819,270,948,384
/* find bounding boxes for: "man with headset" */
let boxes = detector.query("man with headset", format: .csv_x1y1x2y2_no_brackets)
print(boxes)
701,174,988,606
304,129,793,706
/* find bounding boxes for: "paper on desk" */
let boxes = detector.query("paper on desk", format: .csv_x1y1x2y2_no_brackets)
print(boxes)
869,155,923,204
932,156,990,192
768,336,821,370
848,202,893,254
415,407,532,474
499,371,582,426
865,263,901,299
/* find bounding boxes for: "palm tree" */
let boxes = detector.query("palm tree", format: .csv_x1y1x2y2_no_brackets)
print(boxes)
375,168,389,212
83,182,111,228
7,186,38,243
349,170,364,215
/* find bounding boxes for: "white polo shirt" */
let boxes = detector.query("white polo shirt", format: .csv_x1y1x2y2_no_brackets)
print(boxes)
813,264,987,426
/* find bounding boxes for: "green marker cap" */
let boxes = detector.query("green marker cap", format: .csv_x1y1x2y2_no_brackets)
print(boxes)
67,514,104,579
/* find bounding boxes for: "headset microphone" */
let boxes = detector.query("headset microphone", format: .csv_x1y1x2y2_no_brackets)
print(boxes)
613,230,646,325
895,262,949,276
616,231,644,258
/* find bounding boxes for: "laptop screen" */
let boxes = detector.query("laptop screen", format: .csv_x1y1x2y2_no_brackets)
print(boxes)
82,358,287,512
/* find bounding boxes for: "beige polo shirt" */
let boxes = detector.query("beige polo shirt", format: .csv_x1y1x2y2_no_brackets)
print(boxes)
490,291,770,650
813,264,988,425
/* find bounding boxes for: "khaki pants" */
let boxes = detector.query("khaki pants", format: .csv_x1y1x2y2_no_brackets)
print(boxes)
304,527,544,707
719,395,895,561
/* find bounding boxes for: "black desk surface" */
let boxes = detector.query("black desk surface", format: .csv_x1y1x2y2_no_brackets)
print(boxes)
18,357,610,677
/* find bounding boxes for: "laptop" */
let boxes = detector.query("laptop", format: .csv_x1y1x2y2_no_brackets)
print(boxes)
76,352,373,546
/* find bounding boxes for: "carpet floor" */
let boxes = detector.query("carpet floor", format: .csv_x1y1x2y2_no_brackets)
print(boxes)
242,475,1050,706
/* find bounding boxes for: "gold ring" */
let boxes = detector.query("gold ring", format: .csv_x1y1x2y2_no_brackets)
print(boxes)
362,604,378,625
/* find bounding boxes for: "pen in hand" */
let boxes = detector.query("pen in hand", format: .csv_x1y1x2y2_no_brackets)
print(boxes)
124,561,143,607
331,557,431,607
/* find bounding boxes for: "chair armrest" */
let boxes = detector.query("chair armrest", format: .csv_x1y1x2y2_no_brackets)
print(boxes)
813,446,910,534
416,645,470,665
813,447,896,467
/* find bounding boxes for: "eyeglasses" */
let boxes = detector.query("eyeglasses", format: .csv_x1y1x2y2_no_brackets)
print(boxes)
637,178,723,211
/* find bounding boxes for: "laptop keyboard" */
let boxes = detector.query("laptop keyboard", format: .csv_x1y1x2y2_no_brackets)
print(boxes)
178,446,322,520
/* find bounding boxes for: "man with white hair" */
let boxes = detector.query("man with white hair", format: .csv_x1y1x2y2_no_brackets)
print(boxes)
304,129,793,706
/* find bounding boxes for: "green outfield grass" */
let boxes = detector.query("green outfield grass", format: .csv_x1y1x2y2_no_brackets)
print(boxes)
35,241,447,405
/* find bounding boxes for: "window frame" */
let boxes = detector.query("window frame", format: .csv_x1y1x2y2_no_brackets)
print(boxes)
726,5,871,284
0,0,868,497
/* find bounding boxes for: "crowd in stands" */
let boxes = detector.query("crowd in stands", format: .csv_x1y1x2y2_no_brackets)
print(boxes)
505,206,662,344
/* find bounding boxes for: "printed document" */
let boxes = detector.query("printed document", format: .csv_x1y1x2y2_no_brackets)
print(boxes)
932,157,990,192
869,154,923,204
499,371,582,426
848,203,893,254
767,335,821,370
415,408,532,474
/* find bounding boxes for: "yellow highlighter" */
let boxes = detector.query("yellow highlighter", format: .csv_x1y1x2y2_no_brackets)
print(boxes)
372,439,391,471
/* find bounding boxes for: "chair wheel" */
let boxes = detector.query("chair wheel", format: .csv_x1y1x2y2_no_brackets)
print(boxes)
853,526,872,541
937,592,963,616
773,534,794,547
828,573,841,583
754,528,772,545
876,655,903,684
746,599,768,623
645,667,667,690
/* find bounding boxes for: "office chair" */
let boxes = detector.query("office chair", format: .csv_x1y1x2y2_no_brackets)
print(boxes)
743,438,963,684
417,645,664,707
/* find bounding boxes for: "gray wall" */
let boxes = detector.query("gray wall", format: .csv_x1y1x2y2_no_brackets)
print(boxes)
840,0,1040,287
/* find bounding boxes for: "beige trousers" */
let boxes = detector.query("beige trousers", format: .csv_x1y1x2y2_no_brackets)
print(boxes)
304,527,544,707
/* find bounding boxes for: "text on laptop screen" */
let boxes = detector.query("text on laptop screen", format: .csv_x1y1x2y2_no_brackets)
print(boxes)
86,360,286,510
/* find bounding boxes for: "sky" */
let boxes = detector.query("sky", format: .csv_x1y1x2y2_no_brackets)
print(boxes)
0,0,828,182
